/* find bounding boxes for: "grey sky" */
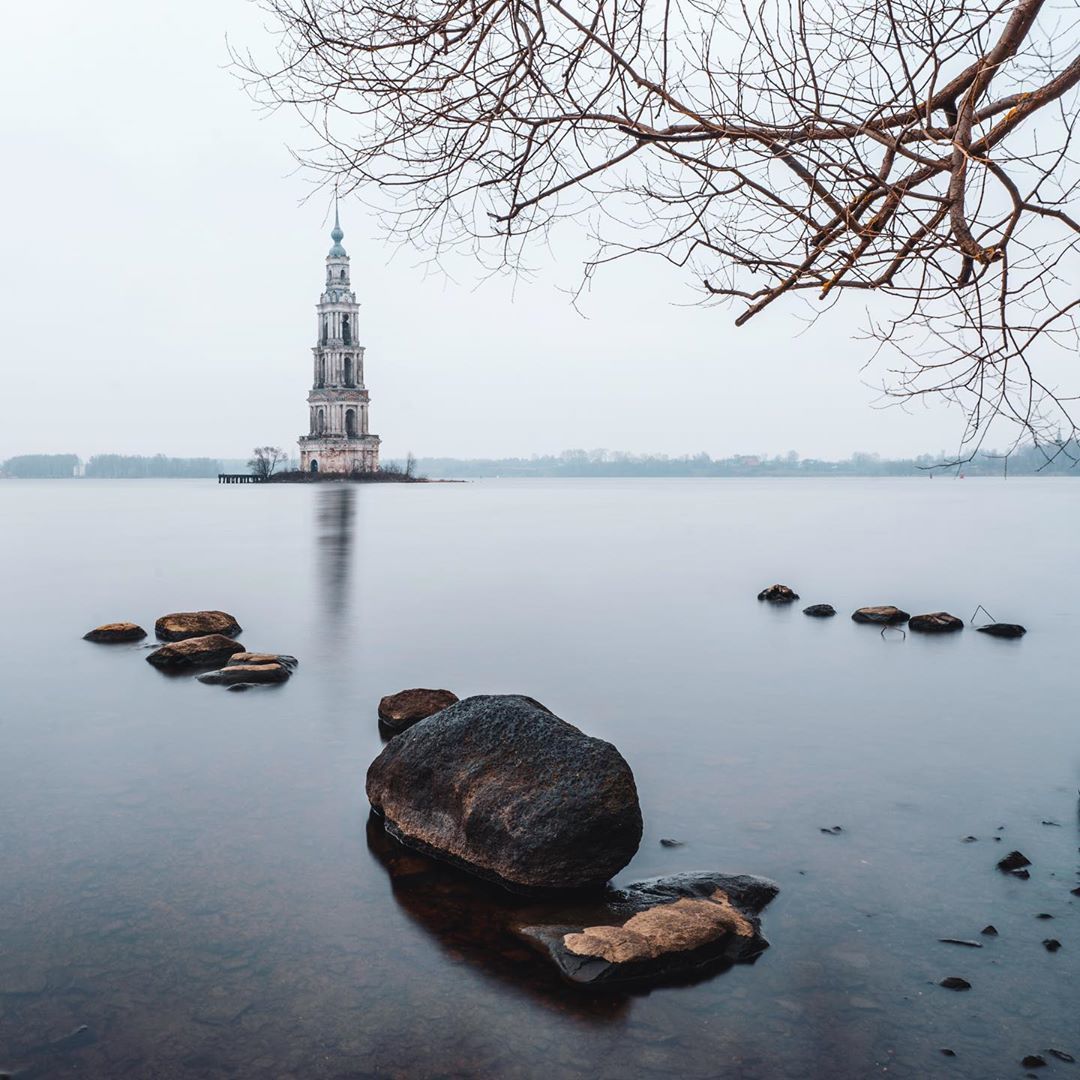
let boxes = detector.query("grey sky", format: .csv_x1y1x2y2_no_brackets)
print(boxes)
0,0,970,462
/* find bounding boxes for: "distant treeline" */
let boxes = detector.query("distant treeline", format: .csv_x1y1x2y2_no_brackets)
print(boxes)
416,442,1080,478
0,454,221,478
4,443,1079,479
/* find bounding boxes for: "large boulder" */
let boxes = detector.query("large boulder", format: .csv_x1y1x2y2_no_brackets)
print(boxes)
378,688,459,733
851,605,910,625
803,604,836,618
83,622,146,643
909,612,964,633
155,610,242,641
366,694,643,892
757,584,799,603
146,634,245,670
514,873,777,987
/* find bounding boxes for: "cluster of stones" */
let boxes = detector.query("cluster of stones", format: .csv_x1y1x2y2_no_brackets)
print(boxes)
83,610,297,689
758,585,1026,637
365,691,777,987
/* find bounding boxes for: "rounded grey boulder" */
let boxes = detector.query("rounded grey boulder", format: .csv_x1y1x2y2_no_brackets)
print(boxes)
366,694,643,893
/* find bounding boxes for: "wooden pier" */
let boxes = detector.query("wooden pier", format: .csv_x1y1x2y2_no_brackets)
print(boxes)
218,474,263,484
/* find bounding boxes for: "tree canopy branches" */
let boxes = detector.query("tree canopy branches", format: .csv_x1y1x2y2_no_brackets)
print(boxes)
240,0,1080,453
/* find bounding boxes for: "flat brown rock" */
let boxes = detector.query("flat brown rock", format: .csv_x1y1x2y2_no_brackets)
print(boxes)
83,622,146,643
514,872,778,987
378,688,459,732
851,605,910,625
155,610,242,641
146,634,246,670
198,663,289,685
227,652,298,670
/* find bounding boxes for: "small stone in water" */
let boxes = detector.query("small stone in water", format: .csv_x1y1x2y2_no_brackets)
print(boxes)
820,826,843,835
997,850,1031,872
940,1048,957,1057
939,938,982,948
1047,1049,1076,1063
939,977,972,991
1035,913,1054,919
1071,886,1080,897
1041,820,1061,826
1022,1055,1048,1069
981,925,999,936
1010,869,1031,879
1043,939,1061,952
961,836,978,843
659,838,684,848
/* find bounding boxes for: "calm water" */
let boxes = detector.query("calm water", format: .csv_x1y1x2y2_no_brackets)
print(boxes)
1,478,1077,1079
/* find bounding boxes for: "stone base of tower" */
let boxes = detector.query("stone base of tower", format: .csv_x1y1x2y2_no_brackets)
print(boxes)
299,435,380,476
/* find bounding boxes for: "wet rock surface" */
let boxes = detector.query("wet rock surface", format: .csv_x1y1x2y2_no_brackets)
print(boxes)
909,612,964,633
83,622,147,643
154,610,242,641
198,663,291,685
976,622,1027,638
939,977,972,991
802,604,836,617
378,688,460,733
997,850,1032,873
757,584,799,603
366,694,643,892
146,634,246,670
851,606,910,625
226,652,297,670
514,873,778,987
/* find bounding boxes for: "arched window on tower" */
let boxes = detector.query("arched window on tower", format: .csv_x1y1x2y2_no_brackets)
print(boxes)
344,356,354,387
340,269,346,281
345,408,357,436
316,357,325,388
342,314,352,346
317,408,326,434
321,317,328,344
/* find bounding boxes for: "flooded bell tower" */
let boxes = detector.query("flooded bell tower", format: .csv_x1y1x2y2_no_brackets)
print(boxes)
298,199,380,475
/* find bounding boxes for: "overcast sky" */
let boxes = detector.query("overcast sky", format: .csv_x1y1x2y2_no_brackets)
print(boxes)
0,0,975,462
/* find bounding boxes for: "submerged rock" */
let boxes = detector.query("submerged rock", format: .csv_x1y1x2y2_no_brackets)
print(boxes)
226,651,297,670
757,584,799,603
976,622,1027,638
851,606,910,625
981,925,999,936
1022,1055,1048,1068
1043,939,1062,952
83,622,147,643
154,610,242,641
997,850,1032,873
909,612,964,633
198,663,290,685
366,694,643,892
802,604,836,617
513,872,778,987
939,976,972,991
146,634,245,670
378,688,459,733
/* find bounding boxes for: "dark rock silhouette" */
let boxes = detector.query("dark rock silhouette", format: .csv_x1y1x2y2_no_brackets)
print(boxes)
83,622,146,643
851,606,910,625
976,623,1027,638
803,604,836,617
757,584,799,603
909,612,964,633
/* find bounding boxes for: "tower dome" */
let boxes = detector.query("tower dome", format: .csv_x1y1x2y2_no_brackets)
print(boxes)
329,199,347,257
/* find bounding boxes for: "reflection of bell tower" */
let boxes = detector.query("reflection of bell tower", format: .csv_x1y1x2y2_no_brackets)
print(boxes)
298,198,381,475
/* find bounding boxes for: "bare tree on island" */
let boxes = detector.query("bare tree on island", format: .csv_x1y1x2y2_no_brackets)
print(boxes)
249,446,286,480
241,0,1080,458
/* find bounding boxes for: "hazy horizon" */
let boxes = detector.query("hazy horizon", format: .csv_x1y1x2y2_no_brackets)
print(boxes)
1,0,988,464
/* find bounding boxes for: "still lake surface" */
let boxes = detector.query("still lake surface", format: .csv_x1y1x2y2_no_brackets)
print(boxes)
1,477,1077,1079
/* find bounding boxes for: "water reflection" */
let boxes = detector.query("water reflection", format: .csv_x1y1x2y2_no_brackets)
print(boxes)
316,486,356,625
365,814,631,1023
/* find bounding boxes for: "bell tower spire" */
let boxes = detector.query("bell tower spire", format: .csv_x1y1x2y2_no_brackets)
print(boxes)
298,199,381,475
